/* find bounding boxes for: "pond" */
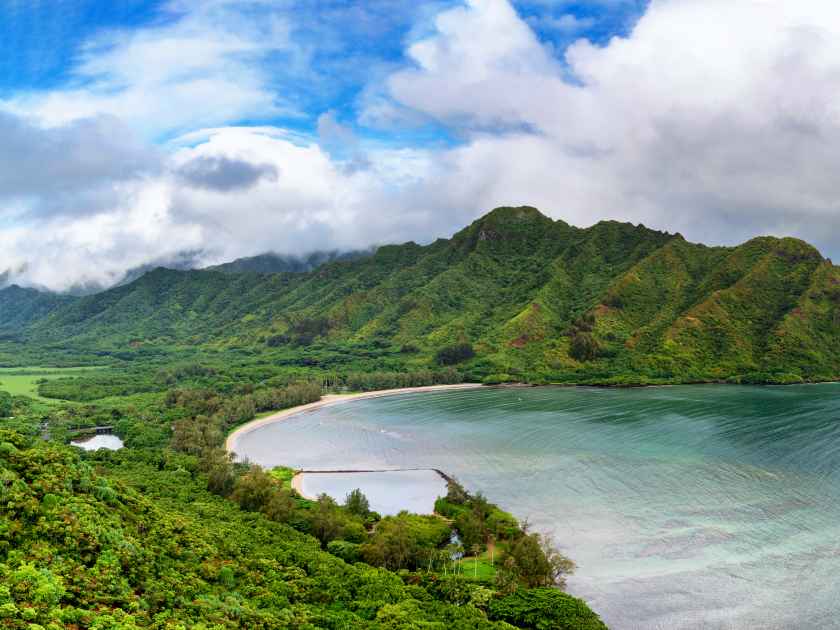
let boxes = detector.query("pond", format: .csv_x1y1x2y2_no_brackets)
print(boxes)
296,469,447,516
70,433,124,451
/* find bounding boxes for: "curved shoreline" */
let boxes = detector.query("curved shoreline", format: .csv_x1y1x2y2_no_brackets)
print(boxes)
290,472,316,500
225,383,485,456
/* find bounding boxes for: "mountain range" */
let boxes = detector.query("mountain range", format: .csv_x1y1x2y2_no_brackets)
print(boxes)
2,206,838,384
206,249,371,274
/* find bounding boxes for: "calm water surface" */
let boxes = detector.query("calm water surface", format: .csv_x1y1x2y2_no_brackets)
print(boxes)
299,470,447,516
70,434,124,451
232,385,840,629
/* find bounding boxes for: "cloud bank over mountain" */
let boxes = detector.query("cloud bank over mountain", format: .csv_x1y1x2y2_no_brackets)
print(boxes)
3,0,840,291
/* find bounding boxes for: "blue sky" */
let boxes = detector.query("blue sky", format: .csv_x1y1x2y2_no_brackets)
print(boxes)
1,0,839,291
0,1,161,93
0,0,647,143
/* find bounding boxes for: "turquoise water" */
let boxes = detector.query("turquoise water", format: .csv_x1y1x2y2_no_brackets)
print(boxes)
232,385,840,629
299,470,447,516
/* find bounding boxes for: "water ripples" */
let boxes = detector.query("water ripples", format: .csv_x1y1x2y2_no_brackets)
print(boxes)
234,384,840,629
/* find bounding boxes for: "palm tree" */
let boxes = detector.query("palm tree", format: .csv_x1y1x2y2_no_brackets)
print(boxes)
471,544,481,577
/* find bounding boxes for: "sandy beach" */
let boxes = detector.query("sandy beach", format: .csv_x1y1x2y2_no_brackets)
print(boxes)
224,382,484,456
290,472,315,500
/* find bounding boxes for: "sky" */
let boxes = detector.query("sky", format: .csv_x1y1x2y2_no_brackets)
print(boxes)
2,0,840,291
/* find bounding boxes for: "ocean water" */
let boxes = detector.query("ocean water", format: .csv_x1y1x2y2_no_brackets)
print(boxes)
232,384,840,629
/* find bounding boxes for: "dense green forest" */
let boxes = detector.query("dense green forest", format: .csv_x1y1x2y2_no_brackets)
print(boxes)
0,372,607,629
2,206,838,385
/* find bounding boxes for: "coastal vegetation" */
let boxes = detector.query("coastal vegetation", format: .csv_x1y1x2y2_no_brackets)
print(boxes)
0,373,607,628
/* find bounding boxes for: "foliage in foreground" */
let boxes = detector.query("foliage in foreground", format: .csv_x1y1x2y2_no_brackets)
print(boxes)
489,589,608,630
0,430,610,629
0,375,607,628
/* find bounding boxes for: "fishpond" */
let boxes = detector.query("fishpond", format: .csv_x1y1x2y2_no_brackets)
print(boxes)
297,469,447,516
70,434,124,451
232,384,840,630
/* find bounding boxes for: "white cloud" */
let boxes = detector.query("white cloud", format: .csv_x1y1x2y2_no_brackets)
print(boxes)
527,13,596,35
166,127,454,265
7,0,840,291
0,178,202,291
374,0,840,254
3,0,297,137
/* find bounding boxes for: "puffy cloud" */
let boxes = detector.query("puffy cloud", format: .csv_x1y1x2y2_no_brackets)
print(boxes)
528,13,596,35
375,0,840,256
0,178,203,291
0,113,157,211
3,0,298,138
6,0,840,292
165,127,454,265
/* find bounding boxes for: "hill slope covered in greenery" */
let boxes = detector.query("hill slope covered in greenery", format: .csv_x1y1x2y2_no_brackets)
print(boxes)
0,285,74,337
5,206,840,384
1,427,610,629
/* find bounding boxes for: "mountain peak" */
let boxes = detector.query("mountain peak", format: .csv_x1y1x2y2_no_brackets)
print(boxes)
453,206,561,251
480,206,549,223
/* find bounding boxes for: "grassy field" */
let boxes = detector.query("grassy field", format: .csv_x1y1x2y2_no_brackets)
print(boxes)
0,366,106,401
269,466,297,490
456,553,498,580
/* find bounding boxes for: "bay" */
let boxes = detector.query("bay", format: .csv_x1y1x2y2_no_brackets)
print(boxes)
233,384,840,629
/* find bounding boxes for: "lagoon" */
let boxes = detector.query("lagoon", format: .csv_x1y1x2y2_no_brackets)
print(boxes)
233,384,840,629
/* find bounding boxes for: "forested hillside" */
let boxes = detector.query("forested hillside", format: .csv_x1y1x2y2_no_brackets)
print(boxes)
0,376,608,630
4,206,840,384
0,428,608,629
0,285,74,337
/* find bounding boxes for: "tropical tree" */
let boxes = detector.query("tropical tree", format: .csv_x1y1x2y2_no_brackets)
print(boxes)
231,465,276,512
345,488,370,517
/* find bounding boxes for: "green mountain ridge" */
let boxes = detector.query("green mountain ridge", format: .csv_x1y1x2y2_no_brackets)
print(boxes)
0,285,75,338
206,249,372,274
4,206,840,384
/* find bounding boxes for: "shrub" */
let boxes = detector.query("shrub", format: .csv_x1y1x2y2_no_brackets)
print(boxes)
569,332,600,362
0,392,11,418
265,334,289,347
263,488,295,523
345,488,371,517
489,588,608,630
360,513,451,571
497,532,576,589
445,478,470,505
435,343,476,366
327,540,362,563
289,316,331,343
486,508,520,540
310,494,345,545
231,465,276,512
